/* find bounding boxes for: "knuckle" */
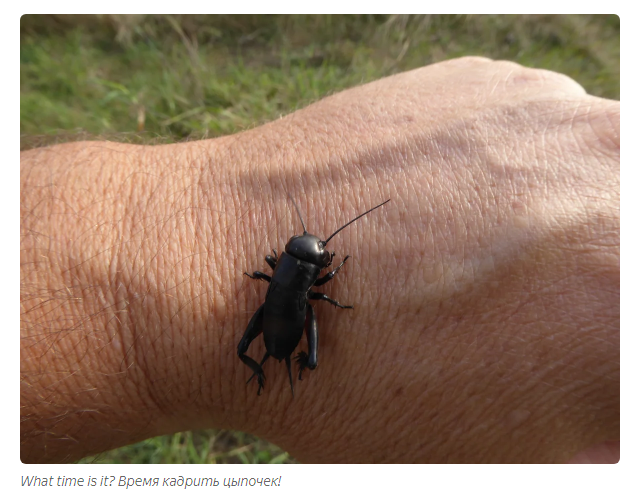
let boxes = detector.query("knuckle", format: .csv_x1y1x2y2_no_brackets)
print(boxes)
489,60,587,97
437,55,493,68
581,98,620,154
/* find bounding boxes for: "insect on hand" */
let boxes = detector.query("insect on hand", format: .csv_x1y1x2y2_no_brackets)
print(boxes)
238,197,390,396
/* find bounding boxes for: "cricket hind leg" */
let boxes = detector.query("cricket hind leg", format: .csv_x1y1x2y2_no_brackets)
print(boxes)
237,304,269,395
246,352,270,395
296,305,318,380
285,355,295,397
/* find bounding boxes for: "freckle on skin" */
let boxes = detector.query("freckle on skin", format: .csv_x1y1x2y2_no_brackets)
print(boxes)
511,200,529,228
214,293,227,321
511,200,525,212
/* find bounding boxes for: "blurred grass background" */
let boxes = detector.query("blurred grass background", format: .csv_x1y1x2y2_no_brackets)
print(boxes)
21,14,618,149
20,14,619,462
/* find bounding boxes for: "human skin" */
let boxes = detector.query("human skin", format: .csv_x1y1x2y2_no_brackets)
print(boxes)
20,57,619,463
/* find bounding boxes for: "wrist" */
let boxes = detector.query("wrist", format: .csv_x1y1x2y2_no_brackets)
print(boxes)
20,141,241,461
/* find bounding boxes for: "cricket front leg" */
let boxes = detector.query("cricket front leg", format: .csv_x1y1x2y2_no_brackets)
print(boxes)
244,271,271,283
265,249,278,269
314,255,350,286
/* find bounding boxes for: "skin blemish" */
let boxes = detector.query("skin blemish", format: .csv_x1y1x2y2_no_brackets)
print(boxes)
512,200,529,228
111,334,122,353
213,292,227,322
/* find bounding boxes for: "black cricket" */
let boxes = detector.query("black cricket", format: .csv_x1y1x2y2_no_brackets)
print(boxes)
238,197,390,396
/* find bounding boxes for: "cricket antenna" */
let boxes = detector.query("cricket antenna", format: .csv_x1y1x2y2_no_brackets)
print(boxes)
323,199,391,246
287,193,307,234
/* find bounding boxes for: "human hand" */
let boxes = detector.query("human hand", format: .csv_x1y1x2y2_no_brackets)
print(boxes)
21,57,618,463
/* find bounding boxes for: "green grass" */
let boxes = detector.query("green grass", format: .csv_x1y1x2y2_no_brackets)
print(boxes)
21,14,619,149
20,15,620,462
77,430,293,464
